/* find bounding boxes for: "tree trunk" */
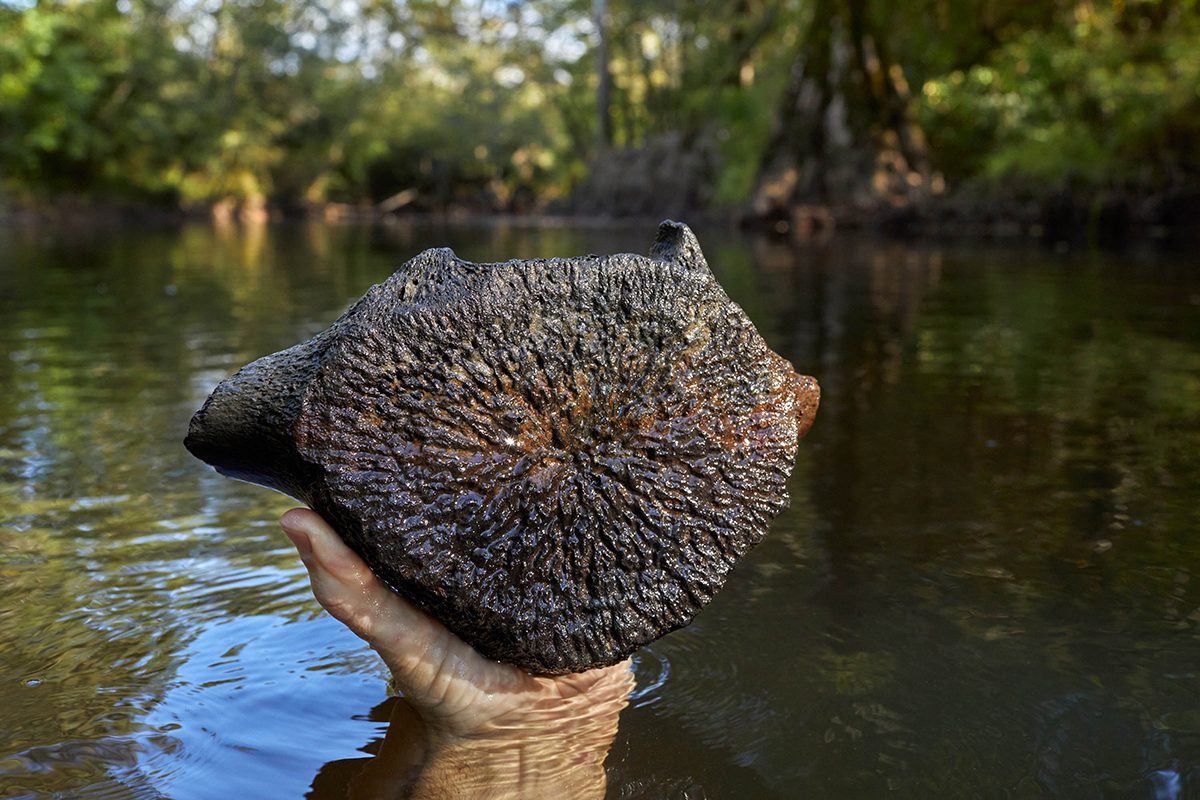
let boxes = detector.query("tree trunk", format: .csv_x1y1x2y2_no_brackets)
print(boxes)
750,0,837,216
748,0,929,228
593,0,613,150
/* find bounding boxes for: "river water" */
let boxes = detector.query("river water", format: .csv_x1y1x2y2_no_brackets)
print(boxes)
1,220,1198,799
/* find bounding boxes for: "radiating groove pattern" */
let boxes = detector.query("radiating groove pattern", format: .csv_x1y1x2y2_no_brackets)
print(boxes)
187,222,819,673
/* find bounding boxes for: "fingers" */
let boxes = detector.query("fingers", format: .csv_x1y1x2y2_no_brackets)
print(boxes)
280,508,367,588
278,508,491,706
280,508,415,643
277,509,638,736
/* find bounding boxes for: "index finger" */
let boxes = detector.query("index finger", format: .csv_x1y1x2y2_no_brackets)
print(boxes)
279,508,511,707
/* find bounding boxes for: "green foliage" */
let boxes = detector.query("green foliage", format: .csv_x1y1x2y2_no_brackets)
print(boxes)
710,82,777,205
0,0,1197,209
0,0,138,190
918,0,1200,188
0,0,596,207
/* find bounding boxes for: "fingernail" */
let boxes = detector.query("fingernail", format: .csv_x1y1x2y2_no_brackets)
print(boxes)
281,523,313,558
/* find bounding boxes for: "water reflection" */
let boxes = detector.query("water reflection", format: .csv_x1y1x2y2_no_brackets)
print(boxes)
307,663,633,800
1,222,1199,797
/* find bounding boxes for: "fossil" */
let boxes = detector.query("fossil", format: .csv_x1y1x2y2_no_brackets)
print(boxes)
185,221,819,674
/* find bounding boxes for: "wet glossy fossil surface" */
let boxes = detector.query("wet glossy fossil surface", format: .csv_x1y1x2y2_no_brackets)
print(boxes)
184,222,819,674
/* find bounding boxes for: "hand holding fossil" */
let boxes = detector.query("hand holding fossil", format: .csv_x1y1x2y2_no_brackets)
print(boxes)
281,508,634,799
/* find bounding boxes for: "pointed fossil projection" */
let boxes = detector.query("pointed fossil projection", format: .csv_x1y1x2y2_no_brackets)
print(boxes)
185,222,819,675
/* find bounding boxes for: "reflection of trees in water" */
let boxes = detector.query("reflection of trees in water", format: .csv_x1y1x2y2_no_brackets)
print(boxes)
2,226,1199,796
742,237,1200,622
0,224,388,796
745,236,946,616
597,239,949,796
640,236,1200,795
1031,690,1198,798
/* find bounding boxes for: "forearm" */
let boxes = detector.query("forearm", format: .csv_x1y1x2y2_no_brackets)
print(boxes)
350,697,615,800
407,733,609,800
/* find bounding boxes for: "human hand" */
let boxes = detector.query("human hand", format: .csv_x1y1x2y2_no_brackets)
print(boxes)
279,508,634,798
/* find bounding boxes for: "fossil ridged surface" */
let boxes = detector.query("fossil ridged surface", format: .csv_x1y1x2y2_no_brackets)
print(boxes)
185,222,819,674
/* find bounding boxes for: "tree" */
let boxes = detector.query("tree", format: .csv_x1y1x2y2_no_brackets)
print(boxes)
748,0,929,225
593,0,613,148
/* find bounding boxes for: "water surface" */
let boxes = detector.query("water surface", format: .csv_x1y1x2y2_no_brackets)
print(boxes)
1,221,1198,798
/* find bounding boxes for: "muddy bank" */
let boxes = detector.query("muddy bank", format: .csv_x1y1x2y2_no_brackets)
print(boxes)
742,185,1200,244
4,182,1196,245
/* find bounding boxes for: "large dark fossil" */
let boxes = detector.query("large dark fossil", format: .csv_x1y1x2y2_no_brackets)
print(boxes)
185,222,819,675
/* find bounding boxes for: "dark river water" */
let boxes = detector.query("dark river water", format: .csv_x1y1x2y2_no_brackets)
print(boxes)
1,220,1198,799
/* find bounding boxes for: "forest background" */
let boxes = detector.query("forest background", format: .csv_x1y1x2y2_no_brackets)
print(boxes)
2,0,1198,236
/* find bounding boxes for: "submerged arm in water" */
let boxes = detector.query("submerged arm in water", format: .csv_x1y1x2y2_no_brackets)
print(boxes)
280,509,633,799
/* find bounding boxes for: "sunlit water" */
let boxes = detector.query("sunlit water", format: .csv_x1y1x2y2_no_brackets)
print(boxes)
1,220,1198,799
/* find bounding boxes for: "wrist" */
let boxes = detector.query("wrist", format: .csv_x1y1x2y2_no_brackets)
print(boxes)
412,726,611,800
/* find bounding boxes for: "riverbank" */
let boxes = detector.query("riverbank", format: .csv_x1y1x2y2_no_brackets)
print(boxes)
742,186,1200,245
3,185,1196,246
